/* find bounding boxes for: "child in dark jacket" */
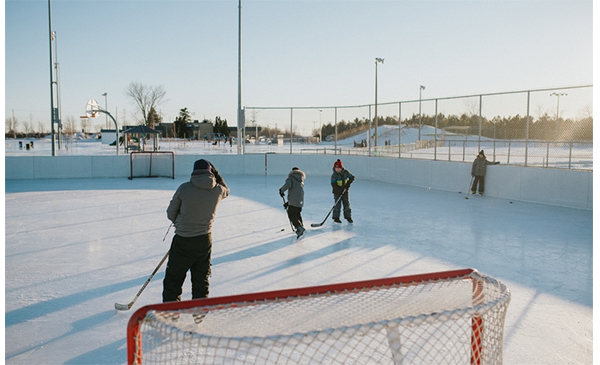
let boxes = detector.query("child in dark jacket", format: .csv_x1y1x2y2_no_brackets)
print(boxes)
330,159,355,223
471,150,500,195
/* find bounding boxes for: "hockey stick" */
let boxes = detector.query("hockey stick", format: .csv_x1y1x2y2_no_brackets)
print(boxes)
115,250,169,311
311,189,347,227
464,176,474,200
282,196,295,231
115,224,173,311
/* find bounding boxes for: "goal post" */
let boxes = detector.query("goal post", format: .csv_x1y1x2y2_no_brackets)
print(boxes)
127,268,510,364
129,151,175,180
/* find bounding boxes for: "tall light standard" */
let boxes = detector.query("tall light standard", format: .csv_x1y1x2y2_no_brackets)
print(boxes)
319,109,322,143
418,85,425,141
374,58,384,148
236,0,243,154
48,0,56,156
550,92,567,141
102,92,108,129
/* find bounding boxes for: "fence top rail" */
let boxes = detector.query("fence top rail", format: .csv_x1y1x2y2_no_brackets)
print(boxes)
245,84,592,111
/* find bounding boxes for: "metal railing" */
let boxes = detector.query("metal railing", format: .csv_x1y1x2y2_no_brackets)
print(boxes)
245,85,593,170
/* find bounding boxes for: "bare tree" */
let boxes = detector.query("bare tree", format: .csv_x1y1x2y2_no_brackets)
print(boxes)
63,115,76,136
6,116,18,138
23,121,33,138
125,82,167,127
38,121,47,135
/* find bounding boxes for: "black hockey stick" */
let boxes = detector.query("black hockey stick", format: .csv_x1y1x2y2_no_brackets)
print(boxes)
311,189,347,227
115,250,170,311
115,224,172,311
282,196,295,231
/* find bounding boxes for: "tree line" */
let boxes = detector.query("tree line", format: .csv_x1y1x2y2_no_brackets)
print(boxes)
319,112,593,141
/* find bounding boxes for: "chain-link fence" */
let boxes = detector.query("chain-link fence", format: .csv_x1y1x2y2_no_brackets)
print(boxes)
245,85,592,170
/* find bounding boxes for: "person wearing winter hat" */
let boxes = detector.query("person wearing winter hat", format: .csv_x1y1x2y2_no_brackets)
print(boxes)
331,159,355,223
163,159,229,307
279,167,306,238
471,150,500,195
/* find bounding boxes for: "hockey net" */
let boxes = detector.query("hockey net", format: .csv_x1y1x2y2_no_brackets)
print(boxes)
127,268,510,365
129,151,175,180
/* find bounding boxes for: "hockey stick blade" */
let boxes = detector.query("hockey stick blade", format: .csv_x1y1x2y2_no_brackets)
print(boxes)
115,302,133,311
113,250,170,311
311,189,347,228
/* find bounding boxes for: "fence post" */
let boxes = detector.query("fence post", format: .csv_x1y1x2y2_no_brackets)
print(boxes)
434,99,438,161
398,102,402,159
525,91,530,167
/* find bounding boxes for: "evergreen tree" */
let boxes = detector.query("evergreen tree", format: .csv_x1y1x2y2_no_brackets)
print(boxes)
174,108,191,138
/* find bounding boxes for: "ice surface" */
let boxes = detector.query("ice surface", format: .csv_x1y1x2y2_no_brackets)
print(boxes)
4,170,592,364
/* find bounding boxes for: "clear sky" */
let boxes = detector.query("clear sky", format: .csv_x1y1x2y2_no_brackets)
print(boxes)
4,0,594,135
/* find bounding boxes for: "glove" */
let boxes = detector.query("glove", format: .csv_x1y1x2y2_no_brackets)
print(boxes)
279,189,285,198
495,161,500,165
347,177,355,187
283,202,289,209
210,163,224,185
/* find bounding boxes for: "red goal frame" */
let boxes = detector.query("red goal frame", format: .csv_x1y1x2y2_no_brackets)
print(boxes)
126,268,504,364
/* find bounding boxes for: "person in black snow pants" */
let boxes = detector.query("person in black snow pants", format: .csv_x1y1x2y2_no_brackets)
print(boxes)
163,159,229,314
279,167,306,238
471,150,500,195
331,159,355,223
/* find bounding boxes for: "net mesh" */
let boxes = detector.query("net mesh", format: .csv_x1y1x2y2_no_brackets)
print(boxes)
131,270,510,364
129,151,175,179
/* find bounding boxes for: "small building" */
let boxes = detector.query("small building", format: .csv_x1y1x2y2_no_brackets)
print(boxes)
122,125,161,152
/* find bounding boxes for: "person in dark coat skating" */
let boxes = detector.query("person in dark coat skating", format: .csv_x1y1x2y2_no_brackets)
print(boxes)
471,150,500,195
279,167,306,238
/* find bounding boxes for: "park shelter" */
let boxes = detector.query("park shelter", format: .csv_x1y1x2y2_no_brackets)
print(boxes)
123,125,160,152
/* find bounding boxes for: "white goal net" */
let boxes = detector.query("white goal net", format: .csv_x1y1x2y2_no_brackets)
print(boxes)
127,268,510,365
129,151,175,180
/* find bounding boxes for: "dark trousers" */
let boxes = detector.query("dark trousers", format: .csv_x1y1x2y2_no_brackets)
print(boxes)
472,176,486,193
162,233,212,302
333,192,352,220
287,205,303,230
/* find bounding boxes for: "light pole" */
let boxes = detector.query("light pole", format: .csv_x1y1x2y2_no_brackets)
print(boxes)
102,92,108,129
418,85,425,141
374,58,384,148
550,92,566,141
319,109,322,143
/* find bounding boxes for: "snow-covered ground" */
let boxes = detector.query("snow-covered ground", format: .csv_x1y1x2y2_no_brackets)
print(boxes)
5,173,593,364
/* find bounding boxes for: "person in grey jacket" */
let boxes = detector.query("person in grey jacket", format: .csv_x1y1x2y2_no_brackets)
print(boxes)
163,159,229,304
279,167,306,238
471,150,499,195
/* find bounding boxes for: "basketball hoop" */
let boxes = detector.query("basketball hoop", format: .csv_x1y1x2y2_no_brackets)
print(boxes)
85,99,100,118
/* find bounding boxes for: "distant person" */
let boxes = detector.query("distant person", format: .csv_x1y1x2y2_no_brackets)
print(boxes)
163,159,229,311
331,159,355,223
471,150,500,195
279,167,306,238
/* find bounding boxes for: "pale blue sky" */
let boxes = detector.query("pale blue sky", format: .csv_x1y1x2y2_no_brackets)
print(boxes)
4,0,594,135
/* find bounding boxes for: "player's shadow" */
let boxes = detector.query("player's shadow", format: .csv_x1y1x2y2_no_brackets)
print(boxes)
6,310,126,364
5,276,155,327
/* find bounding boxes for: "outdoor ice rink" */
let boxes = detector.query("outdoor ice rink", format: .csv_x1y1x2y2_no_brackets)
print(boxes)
4,169,593,364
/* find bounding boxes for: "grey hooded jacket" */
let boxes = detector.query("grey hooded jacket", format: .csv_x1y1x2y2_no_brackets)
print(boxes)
167,170,229,237
279,169,305,208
